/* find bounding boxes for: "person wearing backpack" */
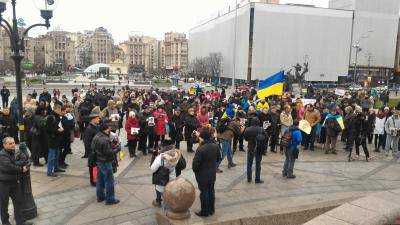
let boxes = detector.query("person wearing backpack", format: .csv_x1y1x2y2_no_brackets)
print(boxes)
243,117,266,184
324,107,342,155
150,144,180,207
282,120,302,179
216,117,242,171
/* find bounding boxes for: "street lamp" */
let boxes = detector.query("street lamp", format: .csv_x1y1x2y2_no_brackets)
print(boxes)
0,0,57,220
352,30,373,84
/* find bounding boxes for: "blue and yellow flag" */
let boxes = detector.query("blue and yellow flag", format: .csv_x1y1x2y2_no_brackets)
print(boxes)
257,71,284,99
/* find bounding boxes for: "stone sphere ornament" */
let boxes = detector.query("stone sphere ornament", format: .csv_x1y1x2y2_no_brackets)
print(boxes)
163,177,196,220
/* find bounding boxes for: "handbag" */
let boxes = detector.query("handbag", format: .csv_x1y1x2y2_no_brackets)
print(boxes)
152,159,170,186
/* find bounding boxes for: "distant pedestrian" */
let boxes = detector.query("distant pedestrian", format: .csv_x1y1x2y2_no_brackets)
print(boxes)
0,86,10,108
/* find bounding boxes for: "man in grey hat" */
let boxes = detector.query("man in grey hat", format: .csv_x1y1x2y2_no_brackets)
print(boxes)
84,107,101,186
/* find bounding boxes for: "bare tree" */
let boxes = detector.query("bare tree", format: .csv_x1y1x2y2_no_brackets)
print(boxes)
189,52,223,83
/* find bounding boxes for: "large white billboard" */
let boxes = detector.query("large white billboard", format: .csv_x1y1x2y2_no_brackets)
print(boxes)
251,3,354,81
350,0,400,68
189,5,251,80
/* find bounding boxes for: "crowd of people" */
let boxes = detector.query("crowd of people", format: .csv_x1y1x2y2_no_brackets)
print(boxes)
0,82,399,223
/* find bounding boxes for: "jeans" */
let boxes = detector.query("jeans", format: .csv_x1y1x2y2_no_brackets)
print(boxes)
217,139,233,167
198,182,215,215
96,162,116,203
304,126,317,150
385,135,399,157
283,147,296,177
247,149,263,181
47,148,59,175
0,182,24,225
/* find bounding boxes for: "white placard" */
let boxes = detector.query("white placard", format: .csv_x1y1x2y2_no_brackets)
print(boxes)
335,89,346,96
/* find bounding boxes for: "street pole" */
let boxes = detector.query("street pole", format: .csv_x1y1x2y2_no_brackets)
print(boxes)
354,45,358,84
0,0,55,220
232,0,238,91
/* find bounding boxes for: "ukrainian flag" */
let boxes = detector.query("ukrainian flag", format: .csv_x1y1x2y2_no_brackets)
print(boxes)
257,71,284,99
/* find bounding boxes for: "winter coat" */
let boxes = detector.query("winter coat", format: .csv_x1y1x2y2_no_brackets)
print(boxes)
84,123,99,167
92,131,114,163
170,114,184,141
125,117,140,141
0,149,22,182
0,88,10,99
153,110,168,136
304,110,321,127
151,150,179,192
184,114,199,139
45,115,63,149
374,117,386,135
385,115,400,136
197,113,210,127
192,142,221,189
280,112,293,128
39,92,52,103
243,119,266,153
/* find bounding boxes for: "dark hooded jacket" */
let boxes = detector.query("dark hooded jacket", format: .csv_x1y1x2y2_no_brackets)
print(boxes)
243,117,266,153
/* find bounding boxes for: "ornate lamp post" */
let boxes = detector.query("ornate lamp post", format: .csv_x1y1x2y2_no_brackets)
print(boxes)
0,0,57,220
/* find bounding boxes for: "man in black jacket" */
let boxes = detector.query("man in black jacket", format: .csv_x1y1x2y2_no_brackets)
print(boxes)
184,107,199,153
0,137,32,225
192,128,221,217
91,122,120,205
84,107,101,186
46,104,65,177
243,117,266,184
0,86,10,108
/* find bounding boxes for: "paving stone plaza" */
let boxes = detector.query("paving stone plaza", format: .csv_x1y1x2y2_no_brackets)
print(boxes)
20,131,400,225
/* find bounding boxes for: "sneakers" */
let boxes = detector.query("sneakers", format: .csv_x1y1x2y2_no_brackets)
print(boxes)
287,175,296,179
216,169,223,173
255,180,264,184
97,198,105,203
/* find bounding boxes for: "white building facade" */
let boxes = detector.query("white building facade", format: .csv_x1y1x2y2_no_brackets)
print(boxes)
189,0,400,82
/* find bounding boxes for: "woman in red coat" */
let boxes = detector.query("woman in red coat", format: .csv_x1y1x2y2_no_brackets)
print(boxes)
125,111,140,158
153,106,168,148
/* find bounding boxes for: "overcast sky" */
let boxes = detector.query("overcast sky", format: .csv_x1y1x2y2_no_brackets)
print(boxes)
2,0,329,43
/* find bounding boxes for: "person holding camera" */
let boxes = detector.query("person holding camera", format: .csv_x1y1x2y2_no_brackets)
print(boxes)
92,122,120,205
384,109,400,158
0,137,32,225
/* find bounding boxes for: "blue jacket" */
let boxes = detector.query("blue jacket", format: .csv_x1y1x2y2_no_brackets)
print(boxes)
289,128,302,150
